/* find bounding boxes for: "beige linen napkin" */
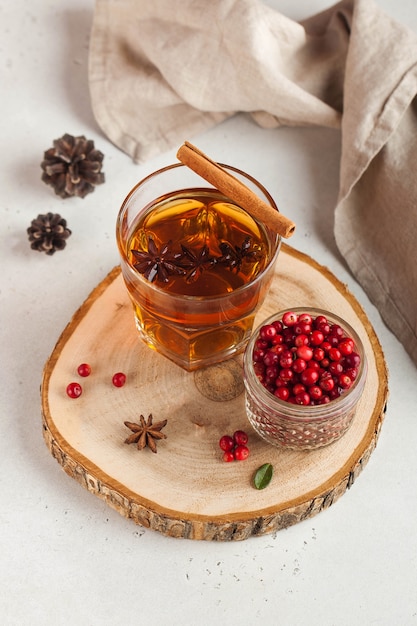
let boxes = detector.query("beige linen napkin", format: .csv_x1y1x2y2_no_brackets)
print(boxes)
89,0,417,366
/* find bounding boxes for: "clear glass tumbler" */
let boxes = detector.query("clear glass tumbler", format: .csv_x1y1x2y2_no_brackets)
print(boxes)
116,163,281,371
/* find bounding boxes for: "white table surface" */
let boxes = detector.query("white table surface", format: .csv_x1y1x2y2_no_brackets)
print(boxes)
2,1,417,624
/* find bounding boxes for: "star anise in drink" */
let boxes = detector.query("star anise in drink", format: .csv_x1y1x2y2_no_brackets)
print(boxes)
131,236,186,283
218,236,260,272
180,244,217,283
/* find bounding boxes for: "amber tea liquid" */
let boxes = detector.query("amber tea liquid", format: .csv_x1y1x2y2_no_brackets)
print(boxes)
121,188,277,370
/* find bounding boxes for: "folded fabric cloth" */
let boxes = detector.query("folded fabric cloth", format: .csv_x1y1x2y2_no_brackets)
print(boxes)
89,0,417,366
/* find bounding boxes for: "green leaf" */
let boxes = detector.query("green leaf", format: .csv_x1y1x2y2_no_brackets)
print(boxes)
253,463,273,490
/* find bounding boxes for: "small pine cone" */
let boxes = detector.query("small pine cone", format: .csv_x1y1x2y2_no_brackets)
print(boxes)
41,133,105,198
27,213,72,255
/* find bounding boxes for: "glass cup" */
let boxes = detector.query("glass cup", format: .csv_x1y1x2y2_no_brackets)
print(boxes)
116,163,281,371
243,308,368,450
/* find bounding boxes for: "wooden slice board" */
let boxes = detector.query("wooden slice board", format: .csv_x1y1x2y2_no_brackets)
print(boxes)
41,244,388,541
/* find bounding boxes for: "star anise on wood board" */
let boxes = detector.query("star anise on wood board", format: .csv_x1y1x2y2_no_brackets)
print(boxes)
124,414,168,453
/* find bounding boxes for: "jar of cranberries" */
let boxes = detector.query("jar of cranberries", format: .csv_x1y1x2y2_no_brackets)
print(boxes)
243,308,367,450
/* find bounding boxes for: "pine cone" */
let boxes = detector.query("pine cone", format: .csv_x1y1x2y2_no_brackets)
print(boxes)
41,133,105,198
27,213,72,255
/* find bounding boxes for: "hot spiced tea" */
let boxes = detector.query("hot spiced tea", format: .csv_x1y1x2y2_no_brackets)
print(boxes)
116,163,281,371
128,189,270,294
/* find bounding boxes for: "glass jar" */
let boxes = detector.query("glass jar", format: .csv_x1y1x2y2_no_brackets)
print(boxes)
243,308,368,450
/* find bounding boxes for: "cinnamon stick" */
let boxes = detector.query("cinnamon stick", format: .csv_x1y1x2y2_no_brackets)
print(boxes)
176,141,295,238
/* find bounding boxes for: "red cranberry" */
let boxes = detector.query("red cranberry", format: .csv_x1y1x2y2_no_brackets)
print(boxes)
309,385,323,400
233,430,249,445
313,347,325,361
77,363,91,377
344,352,361,368
292,357,307,374
252,348,265,362
338,374,353,389
279,367,294,382
294,334,309,347
339,338,354,355
66,382,82,398
317,395,331,405
112,372,126,387
219,435,234,452
299,321,312,334
274,387,290,401
319,372,335,391
328,335,340,347
255,338,269,350
316,321,330,335
282,328,295,344
296,345,313,361
272,320,284,332
328,388,341,400
329,362,343,376
259,324,276,341
310,330,324,346
223,451,235,462
271,344,285,357
234,445,250,461
279,350,293,368
292,383,306,396
271,334,284,345
282,311,298,326
275,378,288,387
314,315,328,327
330,324,344,339
294,322,311,335
295,391,310,405
265,365,279,382
300,368,319,386
263,350,279,367
345,367,358,380
328,347,342,362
